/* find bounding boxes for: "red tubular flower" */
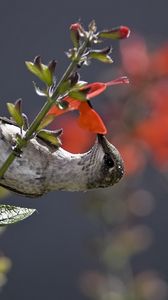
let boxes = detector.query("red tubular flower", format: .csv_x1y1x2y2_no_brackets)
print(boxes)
48,76,129,134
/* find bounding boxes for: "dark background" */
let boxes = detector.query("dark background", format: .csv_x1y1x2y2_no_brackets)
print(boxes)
0,1,168,299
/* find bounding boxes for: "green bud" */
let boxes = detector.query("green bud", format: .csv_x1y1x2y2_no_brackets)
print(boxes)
70,29,80,49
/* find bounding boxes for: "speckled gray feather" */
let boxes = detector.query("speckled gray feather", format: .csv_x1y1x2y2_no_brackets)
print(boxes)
0,118,124,197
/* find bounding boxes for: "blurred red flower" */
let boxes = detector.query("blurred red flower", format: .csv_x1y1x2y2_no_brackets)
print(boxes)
114,37,168,174
120,36,168,82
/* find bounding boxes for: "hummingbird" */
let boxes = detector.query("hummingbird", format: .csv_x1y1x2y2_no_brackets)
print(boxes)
0,117,124,197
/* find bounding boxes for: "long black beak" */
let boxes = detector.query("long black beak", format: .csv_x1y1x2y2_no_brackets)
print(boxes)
97,134,110,153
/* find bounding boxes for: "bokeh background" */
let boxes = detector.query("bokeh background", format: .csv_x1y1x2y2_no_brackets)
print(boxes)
1,0,168,299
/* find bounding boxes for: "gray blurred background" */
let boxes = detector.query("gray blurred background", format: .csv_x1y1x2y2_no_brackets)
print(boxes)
0,0,168,299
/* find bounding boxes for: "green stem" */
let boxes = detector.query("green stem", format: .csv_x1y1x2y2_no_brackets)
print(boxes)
0,153,16,178
24,100,54,140
0,35,90,178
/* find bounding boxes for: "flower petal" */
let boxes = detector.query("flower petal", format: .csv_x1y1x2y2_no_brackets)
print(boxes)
106,76,129,86
81,82,107,99
77,102,107,134
81,77,129,99
47,97,80,116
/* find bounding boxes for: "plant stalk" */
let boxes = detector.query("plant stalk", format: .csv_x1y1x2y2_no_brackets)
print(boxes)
0,35,90,178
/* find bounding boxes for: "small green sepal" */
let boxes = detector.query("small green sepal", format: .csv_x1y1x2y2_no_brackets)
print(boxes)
58,80,72,95
33,81,47,97
89,47,113,63
25,56,55,86
68,89,88,101
69,72,80,86
37,114,56,131
7,100,24,128
37,129,62,147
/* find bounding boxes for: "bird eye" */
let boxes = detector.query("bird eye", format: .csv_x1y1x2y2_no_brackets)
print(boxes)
104,153,114,168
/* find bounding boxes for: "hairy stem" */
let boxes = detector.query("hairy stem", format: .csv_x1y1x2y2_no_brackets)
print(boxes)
0,35,90,178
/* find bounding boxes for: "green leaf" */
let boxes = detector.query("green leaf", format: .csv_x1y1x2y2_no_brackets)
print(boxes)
7,103,24,128
37,129,61,146
0,205,36,226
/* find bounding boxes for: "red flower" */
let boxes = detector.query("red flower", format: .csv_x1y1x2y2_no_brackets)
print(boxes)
48,77,129,134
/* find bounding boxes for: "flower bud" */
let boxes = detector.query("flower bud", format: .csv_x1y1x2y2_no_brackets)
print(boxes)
98,26,130,40
70,23,85,48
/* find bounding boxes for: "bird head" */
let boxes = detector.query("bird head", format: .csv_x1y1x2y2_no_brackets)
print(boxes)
81,134,124,190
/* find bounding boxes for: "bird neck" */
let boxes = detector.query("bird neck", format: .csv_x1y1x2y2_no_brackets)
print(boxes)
46,142,102,192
